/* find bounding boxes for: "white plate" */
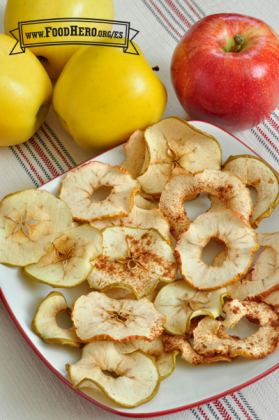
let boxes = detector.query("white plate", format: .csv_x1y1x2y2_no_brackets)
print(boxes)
1,121,279,418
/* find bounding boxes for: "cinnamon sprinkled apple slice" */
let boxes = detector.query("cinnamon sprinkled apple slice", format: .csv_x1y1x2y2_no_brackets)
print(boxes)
88,226,177,299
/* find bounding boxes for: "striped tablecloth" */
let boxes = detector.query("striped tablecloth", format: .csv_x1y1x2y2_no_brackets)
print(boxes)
1,0,279,419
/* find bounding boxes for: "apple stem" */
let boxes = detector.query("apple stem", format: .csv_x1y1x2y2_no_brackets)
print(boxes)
231,35,244,52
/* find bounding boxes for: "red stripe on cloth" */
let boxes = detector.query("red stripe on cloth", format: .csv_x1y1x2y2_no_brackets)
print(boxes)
165,0,192,28
29,137,60,178
184,0,202,19
15,145,44,184
268,116,279,134
40,126,72,170
213,400,233,420
197,406,210,420
257,126,279,155
231,394,253,420
149,0,183,38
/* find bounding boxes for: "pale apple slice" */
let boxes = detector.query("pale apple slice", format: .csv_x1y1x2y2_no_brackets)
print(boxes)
115,335,178,380
137,117,222,195
154,280,227,335
32,292,83,348
0,189,72,266
24,225,102,288
66,341,160,408
90,194,170,242
223,155,279,228
88,226,177,299
193,300,279,359
159,169,252,239
59,161,140,222
163,335,232,365
228,236,278,301
120,130,146,179
72,291,165,343
176,210,259,290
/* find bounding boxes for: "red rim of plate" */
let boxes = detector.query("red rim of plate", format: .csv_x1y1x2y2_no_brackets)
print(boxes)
1,120,279,418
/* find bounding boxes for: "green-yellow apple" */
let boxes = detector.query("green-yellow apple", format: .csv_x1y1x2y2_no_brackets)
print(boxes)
52,42,167,153
4,0,114,79
0,34,52,147
171,13,279,132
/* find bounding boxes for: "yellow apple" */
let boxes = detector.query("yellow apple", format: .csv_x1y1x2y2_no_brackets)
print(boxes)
4,0,114,79
52,42,167,153
0,34,52,147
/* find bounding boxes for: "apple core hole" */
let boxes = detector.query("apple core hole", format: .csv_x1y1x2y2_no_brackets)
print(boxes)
90,186,113,202
248,186,258,206
56,310,73,329
226,317,259,339
201,240,226,266
183,192,211,220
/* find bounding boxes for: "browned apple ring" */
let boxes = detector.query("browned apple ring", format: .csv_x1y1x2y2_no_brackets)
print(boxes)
193,299,279,359
159,169,252,239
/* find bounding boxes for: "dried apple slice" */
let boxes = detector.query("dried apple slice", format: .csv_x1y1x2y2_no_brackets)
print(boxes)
91,194,170,242
115,335,178,380
228,235,278,301
120,130,146,179
0,189,72,266
88,226,177,299
154,280,227,335
193,300,279,359
72,291,165,343
176,210,259,290
223,155,279,228
66,341,160,408
59,161,140,222
32,292,83,348
160,169,252,239
137,117,222,195
24,225,102,287
163,335,232,365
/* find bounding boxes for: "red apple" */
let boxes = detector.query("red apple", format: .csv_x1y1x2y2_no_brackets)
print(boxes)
171,13,279,132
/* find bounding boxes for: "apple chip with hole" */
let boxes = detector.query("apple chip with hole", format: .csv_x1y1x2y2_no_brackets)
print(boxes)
0,189,72,266
24,225,102,287
59,161,140,222
137,117,222,195
228,233,279,301
159,169,252,239
176,210,259,290
32,292,83,348
91,194,170,243
120,130,146,179
115,335,178,380
66,341,160,408
163,335,232,365
154,280,227,335
88,226,177,299
223,155,279,228
193,300,279,359
72,291,165,343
